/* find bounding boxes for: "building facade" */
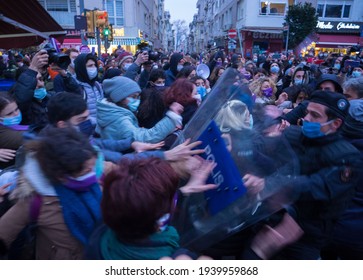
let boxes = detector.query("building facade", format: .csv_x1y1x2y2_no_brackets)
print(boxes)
37,0,172,53
308,0,363,55
193,0,363,56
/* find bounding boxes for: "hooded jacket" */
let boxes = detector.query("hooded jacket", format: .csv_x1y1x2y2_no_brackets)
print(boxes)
96,99,180,143
165,53,183,86
74,54,104,123
0,155,84,259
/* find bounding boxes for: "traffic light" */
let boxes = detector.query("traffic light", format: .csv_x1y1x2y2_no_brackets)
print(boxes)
108,25,114,42
86,10,95,38
103,27,110,37
94,10,108,29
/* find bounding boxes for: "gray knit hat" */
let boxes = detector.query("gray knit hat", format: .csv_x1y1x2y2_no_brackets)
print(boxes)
103,76,141,103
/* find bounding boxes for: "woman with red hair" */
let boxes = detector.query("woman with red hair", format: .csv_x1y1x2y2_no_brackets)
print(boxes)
86,157,215,260
164,78,200,127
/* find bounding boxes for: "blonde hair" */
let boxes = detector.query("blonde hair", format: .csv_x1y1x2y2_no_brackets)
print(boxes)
252,77,277,99
215,100,251,132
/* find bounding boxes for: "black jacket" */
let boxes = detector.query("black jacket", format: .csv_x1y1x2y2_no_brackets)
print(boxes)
281,126,361,246
12,69,49,129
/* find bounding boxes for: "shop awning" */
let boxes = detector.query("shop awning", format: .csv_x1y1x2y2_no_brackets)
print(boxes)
0,0,66,49
316,34,360,47
88,37,141,46
61,38,82,48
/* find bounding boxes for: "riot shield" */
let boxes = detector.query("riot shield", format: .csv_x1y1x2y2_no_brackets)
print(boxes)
171,67,300,253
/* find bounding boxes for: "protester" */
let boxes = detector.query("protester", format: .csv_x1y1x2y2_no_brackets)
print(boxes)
243,91,361,259
0,92,28,169
0,127,102,259
86,157,215,260
74,53,104,124
96,76,183,143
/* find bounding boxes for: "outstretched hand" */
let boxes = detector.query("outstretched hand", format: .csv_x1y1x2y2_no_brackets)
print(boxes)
131,141,164,153
179,157,217,195
164,139,205,162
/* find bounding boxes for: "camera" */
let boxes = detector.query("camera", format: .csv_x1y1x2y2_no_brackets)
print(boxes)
42,43,71,70
136,42,161,62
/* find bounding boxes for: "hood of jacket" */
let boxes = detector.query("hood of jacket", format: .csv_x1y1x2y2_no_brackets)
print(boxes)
169,53,184,77
74,53,99,85
10,153,57,200
96,99,136,129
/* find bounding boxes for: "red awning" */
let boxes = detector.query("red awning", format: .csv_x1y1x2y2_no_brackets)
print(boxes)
316,34,360,47
0,0,66,49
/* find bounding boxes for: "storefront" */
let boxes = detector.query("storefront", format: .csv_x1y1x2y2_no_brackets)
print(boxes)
241,29,284,57
304,21,363,55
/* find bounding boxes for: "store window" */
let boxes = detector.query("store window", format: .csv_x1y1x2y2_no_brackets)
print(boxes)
317,1,352,19
260,0,288,16
106,0,124,26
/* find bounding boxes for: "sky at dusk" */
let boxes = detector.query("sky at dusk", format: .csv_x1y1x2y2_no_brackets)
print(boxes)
164,0,198,25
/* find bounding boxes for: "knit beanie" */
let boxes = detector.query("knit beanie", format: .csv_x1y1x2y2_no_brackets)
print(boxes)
103,76,141,103
117,52,133,65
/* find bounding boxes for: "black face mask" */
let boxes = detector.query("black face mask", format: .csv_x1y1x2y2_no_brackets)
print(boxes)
78,119,94,138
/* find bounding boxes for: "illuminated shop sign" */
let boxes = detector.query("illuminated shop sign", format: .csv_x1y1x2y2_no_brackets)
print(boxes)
317,21,362,33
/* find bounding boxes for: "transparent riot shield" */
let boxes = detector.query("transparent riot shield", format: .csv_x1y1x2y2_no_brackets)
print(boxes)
171,67,300,253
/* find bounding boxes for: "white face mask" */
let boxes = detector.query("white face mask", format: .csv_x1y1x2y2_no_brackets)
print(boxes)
70,59,75,69
193,93,202,106
177,65,183,72
154,83,165,87
87,67,98,80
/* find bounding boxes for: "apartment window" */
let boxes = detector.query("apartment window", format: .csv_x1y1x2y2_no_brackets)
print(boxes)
317,1,352,19
38,0,76,12
260,0,286,16
106,0,124,26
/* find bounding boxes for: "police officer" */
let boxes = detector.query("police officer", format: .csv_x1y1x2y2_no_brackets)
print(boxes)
243,90,361,259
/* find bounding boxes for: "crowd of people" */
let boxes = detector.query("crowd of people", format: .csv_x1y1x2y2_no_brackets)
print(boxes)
0,42,362,260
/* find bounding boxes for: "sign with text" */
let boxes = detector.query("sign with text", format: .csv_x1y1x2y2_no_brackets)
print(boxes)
317,21,362,33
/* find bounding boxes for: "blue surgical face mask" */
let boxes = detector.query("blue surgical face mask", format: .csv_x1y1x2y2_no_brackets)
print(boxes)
196,86,207,98
294,78,303,85
127,97,140,112
334,64,341,70
0,111,22,126
253,58,258,63
352,71,362,78
270,65,280,73
34,87,47,100
78,119,94,138
302,119,334,138
177,64,184,72
249,114,254,129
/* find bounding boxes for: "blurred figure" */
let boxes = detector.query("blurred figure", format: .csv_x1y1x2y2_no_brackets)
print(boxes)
209,65,225,88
